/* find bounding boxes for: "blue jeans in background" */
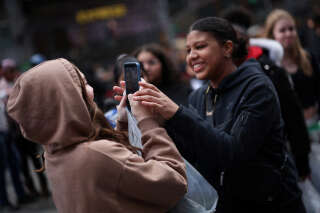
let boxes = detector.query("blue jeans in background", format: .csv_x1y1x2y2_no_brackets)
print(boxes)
0,132,25,206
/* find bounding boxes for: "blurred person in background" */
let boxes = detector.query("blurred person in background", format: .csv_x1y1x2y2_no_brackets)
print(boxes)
263,9,320,133
7,58,187,213
300,13,320,63
8,53,52,198
222,7,311,182
0,58,33,210
0,58,18,94
126,17,306,212
133,43,191,107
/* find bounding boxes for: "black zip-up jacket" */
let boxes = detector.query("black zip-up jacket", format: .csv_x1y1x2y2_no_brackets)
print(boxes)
165,59,302,212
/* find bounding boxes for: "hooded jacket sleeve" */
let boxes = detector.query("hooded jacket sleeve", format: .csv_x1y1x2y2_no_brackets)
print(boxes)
116,117,187,210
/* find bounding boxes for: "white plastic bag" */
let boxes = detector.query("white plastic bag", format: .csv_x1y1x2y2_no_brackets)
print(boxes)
127,109,143,150
298,179,320,213
310,143,320,195
307,119,320,143
127,110,218,212
168,160,218,213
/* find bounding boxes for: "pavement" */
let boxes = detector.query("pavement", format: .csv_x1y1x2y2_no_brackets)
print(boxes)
4,160,57,213
2,197,57,213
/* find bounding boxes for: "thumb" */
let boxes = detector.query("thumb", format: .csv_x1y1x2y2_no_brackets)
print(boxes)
128,94,136,109
128,94,133,103
119,90,127,107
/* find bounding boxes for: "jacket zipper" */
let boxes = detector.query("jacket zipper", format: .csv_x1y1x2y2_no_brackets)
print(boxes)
220,171,224,186
212,93,218,114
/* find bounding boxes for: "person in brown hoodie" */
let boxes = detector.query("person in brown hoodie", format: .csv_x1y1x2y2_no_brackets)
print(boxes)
6,58,187,213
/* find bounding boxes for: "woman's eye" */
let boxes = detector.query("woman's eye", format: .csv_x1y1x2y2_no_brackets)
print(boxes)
186,48,191,54
148,60,157,66
196,44,206,49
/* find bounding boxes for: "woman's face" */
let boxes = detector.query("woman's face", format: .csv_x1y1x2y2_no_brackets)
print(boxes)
186,30,226,81
80,72,94,102
137,51,162,84
272,17,297,49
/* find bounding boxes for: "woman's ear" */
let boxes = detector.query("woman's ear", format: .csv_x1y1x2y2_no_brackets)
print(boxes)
223,40,234,58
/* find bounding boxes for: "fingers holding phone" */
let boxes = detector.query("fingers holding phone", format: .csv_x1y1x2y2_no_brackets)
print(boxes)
115,84,128,123
133,81,179,120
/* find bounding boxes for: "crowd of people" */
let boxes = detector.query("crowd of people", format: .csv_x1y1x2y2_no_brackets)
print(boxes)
1,6,320,213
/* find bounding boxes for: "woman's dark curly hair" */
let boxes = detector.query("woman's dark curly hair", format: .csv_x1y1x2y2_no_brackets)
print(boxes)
189,17,248,60
133,43,180,86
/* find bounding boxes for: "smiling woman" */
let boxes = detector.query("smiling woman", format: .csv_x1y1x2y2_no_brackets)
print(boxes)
186,30,228,83
125,17,306,213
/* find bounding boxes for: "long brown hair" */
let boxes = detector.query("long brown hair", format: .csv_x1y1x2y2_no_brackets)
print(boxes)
263,9,313,76
133,43,180,86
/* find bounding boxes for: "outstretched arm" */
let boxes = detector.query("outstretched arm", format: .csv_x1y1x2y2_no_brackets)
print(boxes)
133,81,279,184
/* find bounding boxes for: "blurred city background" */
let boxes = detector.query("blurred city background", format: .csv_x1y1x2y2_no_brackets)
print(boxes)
1,0,320,212
1,0,319,70
1,0,319,109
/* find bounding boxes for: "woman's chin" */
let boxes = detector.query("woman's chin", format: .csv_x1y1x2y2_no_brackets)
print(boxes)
195,72,207,80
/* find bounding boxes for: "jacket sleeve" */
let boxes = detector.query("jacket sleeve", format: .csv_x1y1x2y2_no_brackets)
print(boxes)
166,81,279,178
117,118,187,210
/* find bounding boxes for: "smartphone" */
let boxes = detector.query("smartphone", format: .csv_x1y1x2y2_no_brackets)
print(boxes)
123,62,141,110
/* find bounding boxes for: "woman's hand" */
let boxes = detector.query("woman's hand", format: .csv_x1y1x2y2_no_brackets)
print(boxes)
128,93,154,122
113,81,125,102
113,81,127,123
133,81,179,120
113,80,155,123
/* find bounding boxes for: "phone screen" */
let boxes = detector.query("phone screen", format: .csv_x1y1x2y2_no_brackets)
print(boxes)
124,62,140,95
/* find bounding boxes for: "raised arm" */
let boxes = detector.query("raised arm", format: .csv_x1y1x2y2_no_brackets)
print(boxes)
134,81,280,186
117,92,187,210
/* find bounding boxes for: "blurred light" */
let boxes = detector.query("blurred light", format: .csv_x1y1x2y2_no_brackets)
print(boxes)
76,4,127,24
30,53,46,66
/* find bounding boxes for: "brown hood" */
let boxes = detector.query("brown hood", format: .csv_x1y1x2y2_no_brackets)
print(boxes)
7,58,94,154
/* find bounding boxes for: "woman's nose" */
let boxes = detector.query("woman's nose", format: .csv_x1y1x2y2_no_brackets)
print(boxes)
189,50,198,59
142,63,149,71
285,29,293,36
